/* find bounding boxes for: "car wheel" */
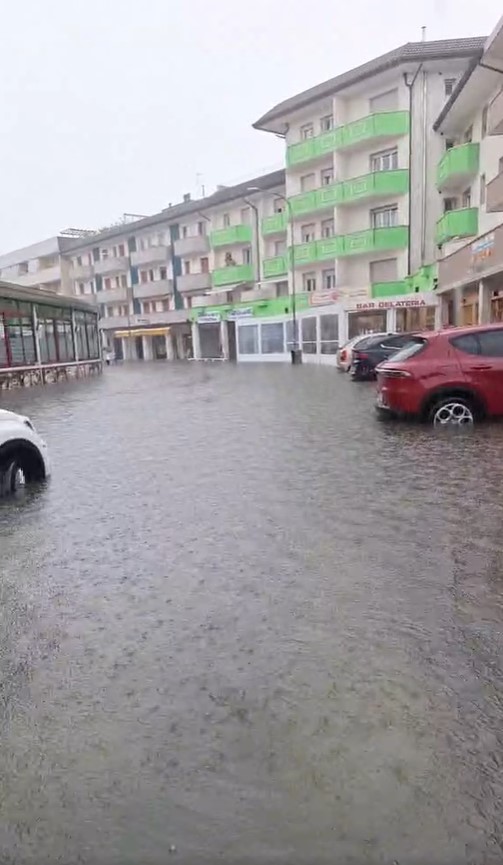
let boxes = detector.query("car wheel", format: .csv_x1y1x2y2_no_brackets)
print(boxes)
0,459,26,496
430,397,475,427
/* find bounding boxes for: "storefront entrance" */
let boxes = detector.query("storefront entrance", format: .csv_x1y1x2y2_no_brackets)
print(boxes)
396,306,436,331
199,323,221,359
152,335,167,360
348,311,387,339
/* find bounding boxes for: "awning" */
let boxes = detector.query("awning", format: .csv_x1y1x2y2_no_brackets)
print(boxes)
115,327,170,338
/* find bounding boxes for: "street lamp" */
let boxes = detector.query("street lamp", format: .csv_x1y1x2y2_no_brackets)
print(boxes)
247,186,299,365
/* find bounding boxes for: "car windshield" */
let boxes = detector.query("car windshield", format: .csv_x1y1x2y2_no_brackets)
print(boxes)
386,337,427,362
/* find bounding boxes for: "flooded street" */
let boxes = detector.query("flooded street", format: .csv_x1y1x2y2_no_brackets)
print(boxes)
1,362,503,864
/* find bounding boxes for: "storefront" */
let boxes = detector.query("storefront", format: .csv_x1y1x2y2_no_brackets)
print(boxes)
345,292,440,339
437,225,503,326
114,325,192,361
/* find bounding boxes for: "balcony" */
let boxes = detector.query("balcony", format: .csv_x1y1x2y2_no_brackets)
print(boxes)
261,212,288,235
71,263,94,280
488,88,503,135
130,245,170,267
177,272,212,294
212,263,254,287
437,143,479,192
289,183,342,217
133,279,173,300
173,235,210,257
436,208,478,245
371,281,408,299
94,256,129,275
290,226,407,266
210,225,252,248
263,256,288,278
286,111,409,167
99,286,128,304
100,315,130,330
486,171,503,212
288,170,409,218
16,265,62,287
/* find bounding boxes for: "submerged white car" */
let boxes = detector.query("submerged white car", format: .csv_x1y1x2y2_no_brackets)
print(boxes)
0,410,50,497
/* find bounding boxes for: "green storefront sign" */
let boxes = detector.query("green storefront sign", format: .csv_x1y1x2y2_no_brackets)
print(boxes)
190,294,310,323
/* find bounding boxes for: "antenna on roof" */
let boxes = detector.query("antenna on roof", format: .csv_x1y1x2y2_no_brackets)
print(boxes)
421,25,426,42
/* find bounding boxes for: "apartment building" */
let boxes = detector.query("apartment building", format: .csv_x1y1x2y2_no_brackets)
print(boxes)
234,37,486,362
60,171,287,361
0,235,77,296
434,17,503,327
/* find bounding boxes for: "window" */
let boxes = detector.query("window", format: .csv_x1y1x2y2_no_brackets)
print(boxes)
388,337,427,362
482,106,488,138
78,282,85,294
300,123,314,139
303,272,316,292
370,88,398,112
18,262,28,275
104,277,112,290
480,174,486,206
242,247,252,264
200,257,209,273
184,260,191,275
321,218,334,238
301,224,316,242
114,276,121,288
300,173,316,192
76,256,82,266
143,302,151,313
240,207,250,224
223,213,231,228
463,125,473,143
322,269,336,290
118,244,125,257
198,221,206,236
450,333,480,355
370,258,398,283
370,148,398,172
301,316,317,353
140,270,148,283
478,330,503,357
238,325,259,354
462,188,471,208
273,199,284,213
320,314,339,354
371,205,398,228
159,266,167,280
101,248,109,260
162,300,170,311
261,322,284,354
321,167,334,186
120,274,128,288
148,269,155,282
274,239,287,255
320,114,333,131
444,197,457,212
444,78,456,96
182,226,188,238
286,319,299,350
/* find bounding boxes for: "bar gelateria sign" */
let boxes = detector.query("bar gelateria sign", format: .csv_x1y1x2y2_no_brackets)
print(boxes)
352,292,437,312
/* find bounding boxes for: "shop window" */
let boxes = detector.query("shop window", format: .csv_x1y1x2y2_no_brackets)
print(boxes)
261,322,284,354
348,311,387,340
238,325,259,354
285,319,300,350
320,314,339,354
396,306,436,332
301,316,317,353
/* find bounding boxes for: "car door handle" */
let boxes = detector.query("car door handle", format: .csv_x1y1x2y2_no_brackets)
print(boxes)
471,364,492,370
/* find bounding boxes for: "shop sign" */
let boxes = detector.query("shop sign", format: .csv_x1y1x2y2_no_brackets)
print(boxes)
197,312,221,324
355,299,427,311
309,290,339,307
470,233,494,271
227,307,253,321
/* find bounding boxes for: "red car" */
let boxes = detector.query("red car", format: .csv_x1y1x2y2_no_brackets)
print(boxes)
376,323,503,425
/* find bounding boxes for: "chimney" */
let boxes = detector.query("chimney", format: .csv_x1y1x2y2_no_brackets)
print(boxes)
183,193,191,203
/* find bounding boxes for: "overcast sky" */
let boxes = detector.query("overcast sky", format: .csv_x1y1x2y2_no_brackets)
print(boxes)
0,0,500,252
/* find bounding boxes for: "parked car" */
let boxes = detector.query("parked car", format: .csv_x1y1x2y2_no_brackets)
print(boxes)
376,323,503,425
351,332,417,381
336,332,390,372
0,410,50,497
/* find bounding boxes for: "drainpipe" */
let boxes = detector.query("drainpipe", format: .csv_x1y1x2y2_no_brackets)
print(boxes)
404,64,423,275
421,69,428,265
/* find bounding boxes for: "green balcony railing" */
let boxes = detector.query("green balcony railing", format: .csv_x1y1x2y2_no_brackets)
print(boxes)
286,111,409,167
289,227,407,266
288,170,409,217
261,212,288,235
289,183,342,217
210,224,252,248
212,263,254,287
263,255,288,278
437,143,480,190
436,208,478,245
371,281,408,299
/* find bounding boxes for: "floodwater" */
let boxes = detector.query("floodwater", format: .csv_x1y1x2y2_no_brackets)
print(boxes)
1,362,503,865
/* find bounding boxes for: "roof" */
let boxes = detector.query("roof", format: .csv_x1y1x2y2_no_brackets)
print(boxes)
433,58,480,130
64,169,286,253
0,279,96,313
253,37,486,132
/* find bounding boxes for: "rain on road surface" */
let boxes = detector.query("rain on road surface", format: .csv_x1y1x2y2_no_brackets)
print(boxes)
1,363,503,865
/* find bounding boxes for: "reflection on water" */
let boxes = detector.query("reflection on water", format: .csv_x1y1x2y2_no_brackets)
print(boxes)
1,364,503,864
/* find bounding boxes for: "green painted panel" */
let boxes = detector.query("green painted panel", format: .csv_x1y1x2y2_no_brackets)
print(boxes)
316,182,344,208
437,143,479,189
190,293,310,322
371,281,408,298
212,263,254,286
336,111,409,150
263,256,288,278
371,225,409,253
435,208,478,245
404,263,438,293
210,224,252,248
316,236,344,259
289,191,318,216
292,241,318,265
261,212,288,235
342,229,375,255
287,139,317,167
